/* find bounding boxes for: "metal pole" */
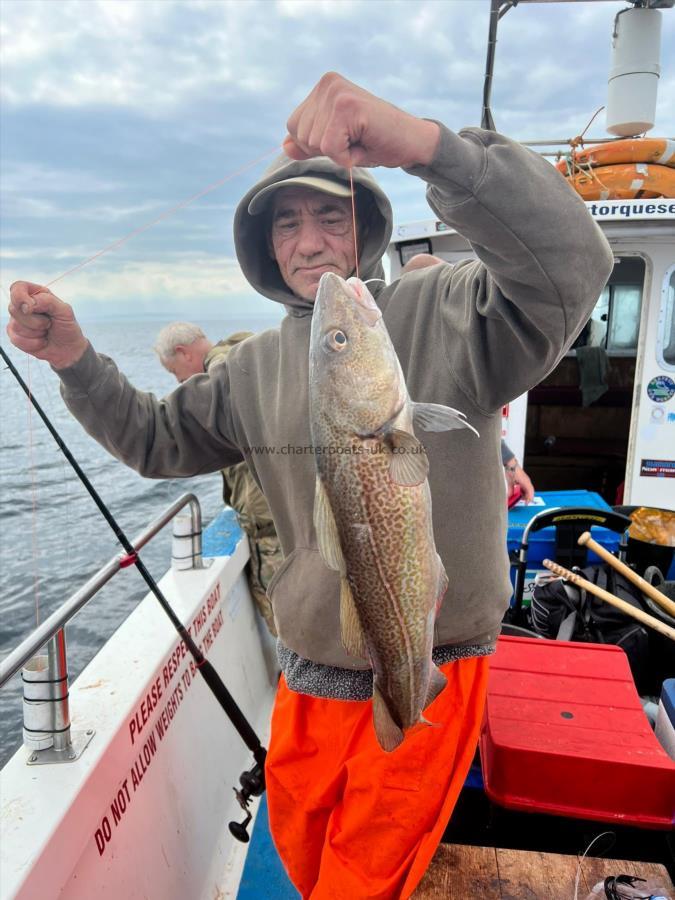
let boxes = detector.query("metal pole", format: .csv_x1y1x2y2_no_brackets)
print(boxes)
47,629,71,752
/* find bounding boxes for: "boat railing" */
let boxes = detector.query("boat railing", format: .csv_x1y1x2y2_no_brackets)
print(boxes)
0,492,207,765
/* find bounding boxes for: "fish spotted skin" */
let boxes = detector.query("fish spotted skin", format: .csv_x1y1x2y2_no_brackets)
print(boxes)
309,272,476,751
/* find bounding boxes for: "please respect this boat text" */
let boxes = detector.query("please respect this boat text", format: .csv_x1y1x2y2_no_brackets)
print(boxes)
93,581,224,857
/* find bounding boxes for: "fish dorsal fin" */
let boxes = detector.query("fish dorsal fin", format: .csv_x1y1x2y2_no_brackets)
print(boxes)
386,429,429,486
413,402,480,437
372,682,404,752
313,475,345,574
340,577,369,659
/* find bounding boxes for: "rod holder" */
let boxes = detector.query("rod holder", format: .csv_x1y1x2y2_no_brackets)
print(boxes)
22,629,94,765
172,509,207,571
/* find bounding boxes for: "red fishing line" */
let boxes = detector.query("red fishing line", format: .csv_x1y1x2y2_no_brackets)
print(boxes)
349,167,360,280
46,145,281,289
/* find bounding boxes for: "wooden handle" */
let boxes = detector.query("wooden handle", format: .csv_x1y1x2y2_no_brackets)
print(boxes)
578,531,675,619
542,559,675,642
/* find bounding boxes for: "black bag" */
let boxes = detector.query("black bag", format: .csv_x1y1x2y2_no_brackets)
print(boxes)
531,564,650,691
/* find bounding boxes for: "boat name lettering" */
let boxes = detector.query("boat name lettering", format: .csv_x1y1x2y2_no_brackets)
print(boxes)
587,200,675,221
128,675,163,745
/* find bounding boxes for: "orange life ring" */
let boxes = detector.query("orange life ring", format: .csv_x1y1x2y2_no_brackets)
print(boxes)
566,163,675,200
556,138,675,174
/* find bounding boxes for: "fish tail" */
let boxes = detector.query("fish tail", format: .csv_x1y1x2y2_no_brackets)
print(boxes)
372,683,404,753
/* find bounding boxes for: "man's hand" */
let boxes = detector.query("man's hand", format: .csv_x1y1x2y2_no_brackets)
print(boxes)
7,282,89,370
505,457,535,505
283,72,440,169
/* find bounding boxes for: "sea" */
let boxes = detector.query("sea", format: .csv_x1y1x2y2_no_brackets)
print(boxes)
0,314,281,767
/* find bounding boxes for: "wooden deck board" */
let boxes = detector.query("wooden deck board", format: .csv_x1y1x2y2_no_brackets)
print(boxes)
412,844,674,899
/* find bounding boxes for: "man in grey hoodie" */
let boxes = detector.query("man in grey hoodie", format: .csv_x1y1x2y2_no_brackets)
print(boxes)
8,73,612,898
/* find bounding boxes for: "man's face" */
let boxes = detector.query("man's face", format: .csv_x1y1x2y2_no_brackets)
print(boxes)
269,186,356,301
163,338,210,383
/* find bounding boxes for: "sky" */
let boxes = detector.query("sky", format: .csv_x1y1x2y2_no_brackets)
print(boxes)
1,0,674,322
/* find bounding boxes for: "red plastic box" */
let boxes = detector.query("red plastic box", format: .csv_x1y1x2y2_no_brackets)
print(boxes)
480,636,675,829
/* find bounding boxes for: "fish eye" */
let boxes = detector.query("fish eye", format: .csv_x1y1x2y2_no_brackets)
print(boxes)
324,329,348,352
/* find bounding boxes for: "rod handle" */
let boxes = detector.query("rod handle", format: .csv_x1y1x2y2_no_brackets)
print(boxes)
543,559,675,643
578,531,675,619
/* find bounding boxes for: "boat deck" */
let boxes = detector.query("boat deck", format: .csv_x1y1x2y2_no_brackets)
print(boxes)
238,795,675,899
412,843,675,899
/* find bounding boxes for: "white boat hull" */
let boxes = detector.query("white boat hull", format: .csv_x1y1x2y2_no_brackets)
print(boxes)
1,530,279,900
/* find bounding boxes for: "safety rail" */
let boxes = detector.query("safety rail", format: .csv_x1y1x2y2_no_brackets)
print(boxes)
0,492,204,690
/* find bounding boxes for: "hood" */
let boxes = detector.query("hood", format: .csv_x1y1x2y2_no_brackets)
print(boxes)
233,153,393,315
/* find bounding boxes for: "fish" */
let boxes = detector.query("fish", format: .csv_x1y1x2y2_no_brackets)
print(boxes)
309,272,479,752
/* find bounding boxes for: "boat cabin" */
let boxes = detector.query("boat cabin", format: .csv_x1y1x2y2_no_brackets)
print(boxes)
387,198,675,509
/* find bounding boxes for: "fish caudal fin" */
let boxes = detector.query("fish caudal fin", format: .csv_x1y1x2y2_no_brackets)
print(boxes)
412,402,480,437
385,429,429,486
372,684,404,753
424,664,447,710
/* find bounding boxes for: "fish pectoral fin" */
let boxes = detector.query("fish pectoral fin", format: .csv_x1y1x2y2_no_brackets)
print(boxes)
372,683,404,753
340,578,369,659
424,664,447,710
412,402,480,437
313,475,346,574
386,429,429,486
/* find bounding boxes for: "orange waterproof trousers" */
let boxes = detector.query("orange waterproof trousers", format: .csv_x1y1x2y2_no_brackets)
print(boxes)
265,656,490,900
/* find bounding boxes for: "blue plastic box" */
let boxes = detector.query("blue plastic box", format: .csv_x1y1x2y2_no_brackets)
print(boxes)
507,490,621,603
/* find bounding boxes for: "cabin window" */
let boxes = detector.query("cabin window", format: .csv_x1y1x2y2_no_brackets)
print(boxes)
574,257,644,353
658,265,675,370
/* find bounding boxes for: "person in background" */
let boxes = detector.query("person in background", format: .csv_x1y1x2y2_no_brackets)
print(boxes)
155,323,280,638
501,439,535,505
401,254,536,505
9,72,613,899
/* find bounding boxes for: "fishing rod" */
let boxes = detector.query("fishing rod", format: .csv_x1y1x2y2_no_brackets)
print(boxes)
1,343,266,841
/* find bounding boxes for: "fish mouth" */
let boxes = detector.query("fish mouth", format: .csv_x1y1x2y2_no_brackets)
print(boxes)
346,277,382,326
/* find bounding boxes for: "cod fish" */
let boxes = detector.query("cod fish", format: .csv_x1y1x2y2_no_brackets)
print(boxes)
309,272,478,752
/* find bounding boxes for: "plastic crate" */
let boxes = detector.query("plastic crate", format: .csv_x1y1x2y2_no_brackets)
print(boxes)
481,636,675,828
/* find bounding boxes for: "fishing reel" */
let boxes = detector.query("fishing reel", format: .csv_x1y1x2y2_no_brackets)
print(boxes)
228,760,266,843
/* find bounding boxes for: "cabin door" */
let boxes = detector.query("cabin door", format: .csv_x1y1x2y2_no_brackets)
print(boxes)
625,250,675,508
522,254,646,506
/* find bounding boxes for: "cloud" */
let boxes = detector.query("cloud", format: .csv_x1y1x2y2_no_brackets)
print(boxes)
1,0,674,314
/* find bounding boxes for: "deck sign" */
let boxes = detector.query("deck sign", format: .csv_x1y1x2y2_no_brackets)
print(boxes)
640,458,675,478
646,375,675,403
93,581,225,858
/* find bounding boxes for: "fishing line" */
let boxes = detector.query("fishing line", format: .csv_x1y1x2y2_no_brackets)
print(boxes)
0,286,43,626
349,167,360,280
4,145,278,629
0,342,267,768
573,831,614,900
45,145,280,289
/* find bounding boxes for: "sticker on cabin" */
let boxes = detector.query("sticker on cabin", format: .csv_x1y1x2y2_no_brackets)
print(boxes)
646,375,675,403
640,459,675,478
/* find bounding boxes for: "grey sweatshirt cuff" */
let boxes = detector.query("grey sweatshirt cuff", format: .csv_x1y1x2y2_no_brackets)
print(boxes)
403,122,488,207
53,342,106,399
